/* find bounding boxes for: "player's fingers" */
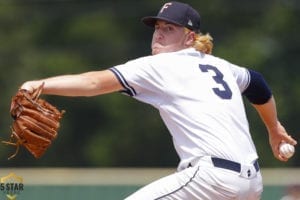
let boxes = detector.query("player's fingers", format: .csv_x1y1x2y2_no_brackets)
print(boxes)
270,141,288,162
20,81,42,93
271,146,281,161
277,154,289,162
20,84,34,93
282,135,297,146
274,146,289,161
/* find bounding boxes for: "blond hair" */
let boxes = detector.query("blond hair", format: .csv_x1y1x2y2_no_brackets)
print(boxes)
185,28,213,54
193,33,213,54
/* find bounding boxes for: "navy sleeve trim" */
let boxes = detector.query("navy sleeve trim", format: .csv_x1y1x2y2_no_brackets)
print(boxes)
242,69,272,105
109,68,136,96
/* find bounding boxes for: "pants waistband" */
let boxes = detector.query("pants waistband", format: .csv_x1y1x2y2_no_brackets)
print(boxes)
189,156,260,178
211,157,259,173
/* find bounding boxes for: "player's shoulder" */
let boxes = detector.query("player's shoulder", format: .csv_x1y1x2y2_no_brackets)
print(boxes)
202,53,230,66
123,48,243,70
202,52,249,72
146,48,201,64
123,50,187,67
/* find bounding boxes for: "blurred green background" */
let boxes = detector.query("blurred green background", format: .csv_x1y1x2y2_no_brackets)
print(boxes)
0,0,299,168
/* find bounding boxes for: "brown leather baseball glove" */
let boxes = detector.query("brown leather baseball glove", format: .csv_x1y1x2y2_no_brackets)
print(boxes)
2,83,65,159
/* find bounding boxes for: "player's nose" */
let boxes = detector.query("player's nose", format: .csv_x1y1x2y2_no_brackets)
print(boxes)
153,29,164,40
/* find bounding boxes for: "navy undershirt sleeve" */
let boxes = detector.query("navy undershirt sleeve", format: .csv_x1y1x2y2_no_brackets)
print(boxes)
242,69,272,105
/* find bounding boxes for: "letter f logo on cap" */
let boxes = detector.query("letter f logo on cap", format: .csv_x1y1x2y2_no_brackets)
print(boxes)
160,2,172,13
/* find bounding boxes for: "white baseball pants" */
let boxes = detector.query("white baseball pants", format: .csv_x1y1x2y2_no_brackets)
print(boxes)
125,156,263,200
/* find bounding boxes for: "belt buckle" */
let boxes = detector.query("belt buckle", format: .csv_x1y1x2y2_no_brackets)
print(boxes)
240,164,256,179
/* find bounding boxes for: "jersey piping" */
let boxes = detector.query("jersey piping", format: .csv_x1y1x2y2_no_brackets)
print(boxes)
109,68,137,96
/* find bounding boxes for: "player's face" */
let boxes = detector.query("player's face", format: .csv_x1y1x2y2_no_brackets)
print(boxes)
151,20,194,55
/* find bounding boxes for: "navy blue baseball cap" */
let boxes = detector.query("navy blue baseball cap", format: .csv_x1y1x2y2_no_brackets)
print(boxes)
142,1,201,33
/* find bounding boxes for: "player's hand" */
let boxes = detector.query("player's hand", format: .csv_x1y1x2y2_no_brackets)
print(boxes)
20,81,43,93
268,121,297,161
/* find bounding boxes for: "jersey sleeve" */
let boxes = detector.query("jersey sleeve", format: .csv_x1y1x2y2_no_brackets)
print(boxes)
109,66,137,96
229,63,251,93
109,56,167,107
110,56,168,105
109,57,150,96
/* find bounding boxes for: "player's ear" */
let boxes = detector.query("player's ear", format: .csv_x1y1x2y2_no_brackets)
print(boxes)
185,31,196,47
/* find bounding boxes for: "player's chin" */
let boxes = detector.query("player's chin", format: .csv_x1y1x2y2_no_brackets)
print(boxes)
151,43,164,55
152,48,160,55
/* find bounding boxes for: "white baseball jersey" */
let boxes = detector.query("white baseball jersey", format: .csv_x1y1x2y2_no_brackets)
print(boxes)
110,48,258,171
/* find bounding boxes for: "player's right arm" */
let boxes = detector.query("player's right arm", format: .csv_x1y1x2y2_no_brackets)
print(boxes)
242,70,297,161
252,96,297,161
20,70,124,97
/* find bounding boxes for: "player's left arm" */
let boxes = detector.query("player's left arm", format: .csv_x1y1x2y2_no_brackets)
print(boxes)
242,70,297,161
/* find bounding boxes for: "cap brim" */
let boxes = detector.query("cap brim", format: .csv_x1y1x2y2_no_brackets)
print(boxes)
141,16,183,28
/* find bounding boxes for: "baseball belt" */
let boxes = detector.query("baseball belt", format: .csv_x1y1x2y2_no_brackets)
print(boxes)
211,157,260,173
189,156,260,179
